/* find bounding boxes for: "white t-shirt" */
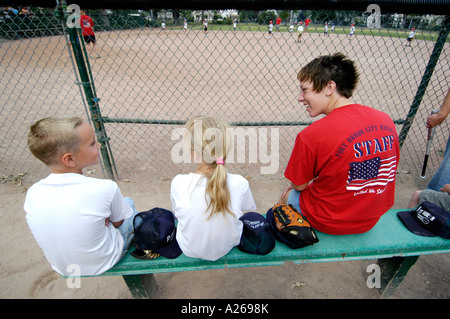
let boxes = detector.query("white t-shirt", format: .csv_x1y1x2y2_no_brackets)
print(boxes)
170,172,256,261
24,173,132,276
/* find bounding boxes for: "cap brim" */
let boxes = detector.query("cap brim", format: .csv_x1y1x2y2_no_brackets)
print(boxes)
397,210,437,237
154,236,182,259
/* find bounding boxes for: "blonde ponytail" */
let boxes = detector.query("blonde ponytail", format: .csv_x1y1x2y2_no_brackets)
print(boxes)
184,116,233,218
205,161,233,219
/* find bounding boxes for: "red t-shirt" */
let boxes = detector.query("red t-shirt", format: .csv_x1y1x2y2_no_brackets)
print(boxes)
276,18,281,25
304,18,311,26
284,104,400,235
80,15,95,36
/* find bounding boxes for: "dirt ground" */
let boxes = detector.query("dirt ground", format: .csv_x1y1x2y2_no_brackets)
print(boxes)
0,171,448,299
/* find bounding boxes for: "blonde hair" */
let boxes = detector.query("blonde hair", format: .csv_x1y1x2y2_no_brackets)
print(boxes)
27,117,84,166
184,116,233,219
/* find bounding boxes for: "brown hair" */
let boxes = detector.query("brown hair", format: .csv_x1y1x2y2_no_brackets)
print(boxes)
297,52,359,98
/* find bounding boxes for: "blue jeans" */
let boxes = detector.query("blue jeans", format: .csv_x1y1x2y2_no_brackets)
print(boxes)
118,197,139,258
287,189,302,213
428,135,450,191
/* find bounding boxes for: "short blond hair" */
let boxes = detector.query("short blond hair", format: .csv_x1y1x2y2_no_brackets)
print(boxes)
27,117,84,166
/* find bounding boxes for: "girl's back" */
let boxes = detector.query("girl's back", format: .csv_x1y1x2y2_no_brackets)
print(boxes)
171,172,255,261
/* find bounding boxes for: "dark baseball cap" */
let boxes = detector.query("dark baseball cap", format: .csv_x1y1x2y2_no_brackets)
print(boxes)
133,207,182,259
397,202,450,239
238,212,275,255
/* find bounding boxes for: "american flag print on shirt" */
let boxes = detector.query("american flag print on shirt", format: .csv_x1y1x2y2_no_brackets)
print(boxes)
346,155,397,191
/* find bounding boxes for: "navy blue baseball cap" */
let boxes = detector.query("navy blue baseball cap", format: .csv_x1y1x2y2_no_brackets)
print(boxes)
238,212,275,255
133,207,182,259
397,202,450,239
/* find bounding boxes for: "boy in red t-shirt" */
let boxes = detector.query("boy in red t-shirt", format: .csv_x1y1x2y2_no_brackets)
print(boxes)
279,53,400,235
275,16,281,32
80,10,100,58
304,17,311,31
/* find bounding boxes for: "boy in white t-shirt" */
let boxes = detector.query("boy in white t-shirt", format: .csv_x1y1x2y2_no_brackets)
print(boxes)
268,20,273,36
405,28,415,46
349,24,355,37
24,117,138,276
297,22,304,42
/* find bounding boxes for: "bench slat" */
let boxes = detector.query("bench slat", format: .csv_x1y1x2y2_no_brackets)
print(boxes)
100,209,450,277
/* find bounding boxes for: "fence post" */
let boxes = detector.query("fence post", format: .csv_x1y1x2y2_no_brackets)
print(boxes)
58,5,116,180
398,15,450,147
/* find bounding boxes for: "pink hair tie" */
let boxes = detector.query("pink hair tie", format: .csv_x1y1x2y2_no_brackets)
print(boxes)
216,158,224,165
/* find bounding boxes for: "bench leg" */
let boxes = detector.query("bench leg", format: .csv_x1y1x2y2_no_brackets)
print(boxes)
377,255,419,298
122,274,159,299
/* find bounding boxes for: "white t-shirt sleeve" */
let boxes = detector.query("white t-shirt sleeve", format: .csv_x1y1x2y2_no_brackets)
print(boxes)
239,179,257,212
109,187,133,223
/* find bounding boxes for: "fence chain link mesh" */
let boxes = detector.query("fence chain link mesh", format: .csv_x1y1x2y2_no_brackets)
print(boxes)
1,6,448,185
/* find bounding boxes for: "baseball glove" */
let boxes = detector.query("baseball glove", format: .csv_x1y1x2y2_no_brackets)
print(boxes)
272,203,319,247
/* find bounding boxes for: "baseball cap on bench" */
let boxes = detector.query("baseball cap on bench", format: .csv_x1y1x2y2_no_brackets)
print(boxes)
133,207,182,259
397,201,450,239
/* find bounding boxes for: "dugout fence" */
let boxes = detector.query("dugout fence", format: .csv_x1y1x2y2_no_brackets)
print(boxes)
1,1,449,185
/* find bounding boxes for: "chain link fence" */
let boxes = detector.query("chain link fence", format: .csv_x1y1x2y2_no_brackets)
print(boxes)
1,5,448,186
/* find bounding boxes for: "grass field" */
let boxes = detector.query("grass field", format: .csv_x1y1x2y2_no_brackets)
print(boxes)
163,22,446,42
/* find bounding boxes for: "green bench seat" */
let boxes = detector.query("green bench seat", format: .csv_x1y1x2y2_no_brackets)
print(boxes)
91,209,450,298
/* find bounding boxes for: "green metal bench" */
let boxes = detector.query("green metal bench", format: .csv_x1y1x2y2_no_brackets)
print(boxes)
93,209,450,299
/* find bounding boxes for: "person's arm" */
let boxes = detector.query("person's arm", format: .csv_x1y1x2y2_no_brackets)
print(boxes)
427,89,450,128
105,218,124,227
278,181,309,204
291,181,308,192
111,219,124,227
106,187,131,228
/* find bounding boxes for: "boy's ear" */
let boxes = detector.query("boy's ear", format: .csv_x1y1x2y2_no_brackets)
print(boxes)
61,152,76,167
325,81,336,95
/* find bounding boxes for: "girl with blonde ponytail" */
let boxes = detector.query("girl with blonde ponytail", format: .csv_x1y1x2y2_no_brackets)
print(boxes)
170,116,256,261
